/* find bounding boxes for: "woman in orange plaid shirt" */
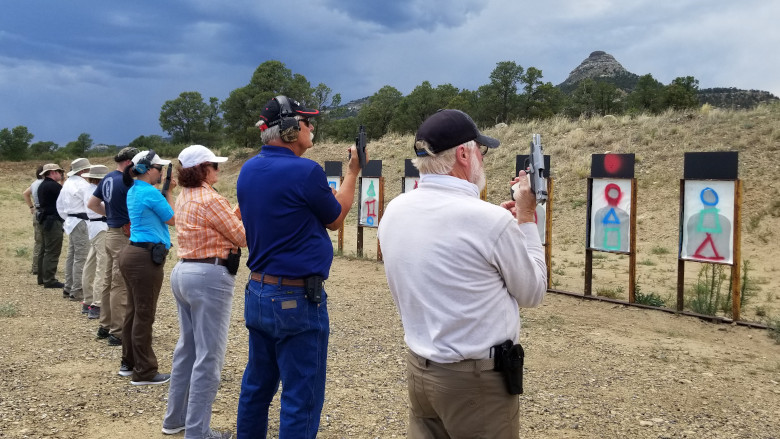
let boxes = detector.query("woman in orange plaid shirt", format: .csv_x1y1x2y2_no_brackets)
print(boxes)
162,145,246,439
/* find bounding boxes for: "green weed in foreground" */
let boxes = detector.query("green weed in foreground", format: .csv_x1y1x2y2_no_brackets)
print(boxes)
634,285,666,307
650,246,670,255
596,286,623,299
15,247,29,258
0,303,20,318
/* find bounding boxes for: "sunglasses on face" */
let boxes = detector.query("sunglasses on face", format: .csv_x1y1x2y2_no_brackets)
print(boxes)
151,164,163,171
479,144,489,156
300,119,314,128
210,162,219,171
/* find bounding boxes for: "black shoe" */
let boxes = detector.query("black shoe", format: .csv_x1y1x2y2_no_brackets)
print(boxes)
69,295,81,302
107,335,122,346
118,363,133,377
81,303,90,314
131,373,171,386
62,289,70,298
43,281,65,289
96,326,109,339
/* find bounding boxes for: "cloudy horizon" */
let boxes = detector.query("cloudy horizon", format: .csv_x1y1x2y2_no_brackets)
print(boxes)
2,0,778,147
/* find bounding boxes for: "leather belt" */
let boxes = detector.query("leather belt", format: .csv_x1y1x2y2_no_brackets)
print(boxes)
408,349,495,372
182,257,227,266
130,241,156,250
250,272,305,287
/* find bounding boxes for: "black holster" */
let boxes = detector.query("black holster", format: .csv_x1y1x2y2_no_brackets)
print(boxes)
225,248,241,275
304,275,324,303
492,340,525,395
150,243,168,265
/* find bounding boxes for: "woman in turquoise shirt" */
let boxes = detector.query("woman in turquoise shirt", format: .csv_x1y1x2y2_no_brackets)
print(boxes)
117,150,177,386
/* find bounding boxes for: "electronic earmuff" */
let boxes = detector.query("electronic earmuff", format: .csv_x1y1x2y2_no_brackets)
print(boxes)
135,150,156,174
276,96,300,143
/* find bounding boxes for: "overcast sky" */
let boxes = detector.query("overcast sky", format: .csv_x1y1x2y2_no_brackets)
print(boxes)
2,0,778,147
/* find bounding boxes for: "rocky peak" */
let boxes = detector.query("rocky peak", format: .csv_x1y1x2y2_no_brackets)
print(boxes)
559,51,633,89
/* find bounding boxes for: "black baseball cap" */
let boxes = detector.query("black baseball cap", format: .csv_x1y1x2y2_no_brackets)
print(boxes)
414,109,500,156
256,96,320,131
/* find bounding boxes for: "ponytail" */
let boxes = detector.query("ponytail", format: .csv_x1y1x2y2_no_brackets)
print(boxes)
123,164,136,187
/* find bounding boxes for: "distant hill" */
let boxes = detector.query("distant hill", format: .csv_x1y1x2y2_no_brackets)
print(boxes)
558,50,778,109
557,51,639,94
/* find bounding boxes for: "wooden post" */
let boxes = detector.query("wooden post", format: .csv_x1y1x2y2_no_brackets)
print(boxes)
731,179,742,321
584,177,593,296
628,178,637,303
377,176,385,262
677,179,685,312
545,178,554,290
338,176,344,253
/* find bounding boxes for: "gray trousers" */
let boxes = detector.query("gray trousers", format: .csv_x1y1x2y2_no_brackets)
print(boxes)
163,261,235,438
64,220,89,299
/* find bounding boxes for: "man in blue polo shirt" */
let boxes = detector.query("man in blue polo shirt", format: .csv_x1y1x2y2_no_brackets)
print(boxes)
236,96,361,438
87,146,138,345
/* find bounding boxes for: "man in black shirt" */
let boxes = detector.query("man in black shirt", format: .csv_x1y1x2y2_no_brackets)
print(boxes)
37,163,65,288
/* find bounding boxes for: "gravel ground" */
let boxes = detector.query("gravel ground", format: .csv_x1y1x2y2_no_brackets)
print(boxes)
1,254,779,439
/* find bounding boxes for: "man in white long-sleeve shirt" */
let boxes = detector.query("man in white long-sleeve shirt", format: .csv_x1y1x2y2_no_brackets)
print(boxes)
378,109,547,438
56,157,92,303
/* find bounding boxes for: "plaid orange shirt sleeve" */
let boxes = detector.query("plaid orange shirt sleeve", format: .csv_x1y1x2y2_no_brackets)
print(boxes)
175,183,246,259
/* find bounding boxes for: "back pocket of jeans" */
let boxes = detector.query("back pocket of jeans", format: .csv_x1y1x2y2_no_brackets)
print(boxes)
271,297,310,335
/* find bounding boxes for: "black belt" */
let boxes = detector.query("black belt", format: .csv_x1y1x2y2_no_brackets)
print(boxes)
68,213,89,220
130,241,157,250
89,217,107,222
182,257,228,266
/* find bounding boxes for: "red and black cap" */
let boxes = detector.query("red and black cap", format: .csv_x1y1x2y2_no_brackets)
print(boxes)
413,109,500,156
255,96,320,131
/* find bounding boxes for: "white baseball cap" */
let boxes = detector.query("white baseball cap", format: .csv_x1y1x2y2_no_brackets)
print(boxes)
132,150,171,168
178,144,228,169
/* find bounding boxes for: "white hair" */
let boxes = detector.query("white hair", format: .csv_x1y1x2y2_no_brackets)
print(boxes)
412,140,478,175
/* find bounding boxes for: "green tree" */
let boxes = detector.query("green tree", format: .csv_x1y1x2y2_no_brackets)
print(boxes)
0,125,33,161
129,135,168,151
29,140,57,157
358,85,403,139
65,133,93,157
389,82,460,134
159,91,211,144
489,61,524,123
627,74,666,114
222,60,317,147
568,79,622,118
664,76,700,110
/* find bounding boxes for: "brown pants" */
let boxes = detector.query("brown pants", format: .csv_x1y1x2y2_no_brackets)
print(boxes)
406,350,520,439
119,244,165,381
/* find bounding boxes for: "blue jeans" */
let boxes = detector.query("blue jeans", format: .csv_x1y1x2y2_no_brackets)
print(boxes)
237,279,329,439
164,261,235,438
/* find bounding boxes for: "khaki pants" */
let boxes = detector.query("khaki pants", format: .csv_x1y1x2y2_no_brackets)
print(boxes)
64,220,89,299
32,217,43,274
406,350,520,439
99,228,129,337
81,230,107,306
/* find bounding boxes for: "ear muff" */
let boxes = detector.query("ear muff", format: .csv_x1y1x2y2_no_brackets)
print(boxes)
135,150,156,174
276,96,300,143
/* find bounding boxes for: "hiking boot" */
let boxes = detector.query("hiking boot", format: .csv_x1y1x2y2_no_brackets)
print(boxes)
161,425,185,435
131,373,171,386
107,335,122,346
87,305,100,319
96,326,109,339
43,281,64,289
81,303,90,314
118,363,133,377
62,289,70,298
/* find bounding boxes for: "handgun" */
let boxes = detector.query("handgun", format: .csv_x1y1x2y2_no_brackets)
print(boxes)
512,134,548,205
349,125,367,169
161,164,173,197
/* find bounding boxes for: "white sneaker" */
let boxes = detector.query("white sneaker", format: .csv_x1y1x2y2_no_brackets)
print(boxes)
161,425,185,435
